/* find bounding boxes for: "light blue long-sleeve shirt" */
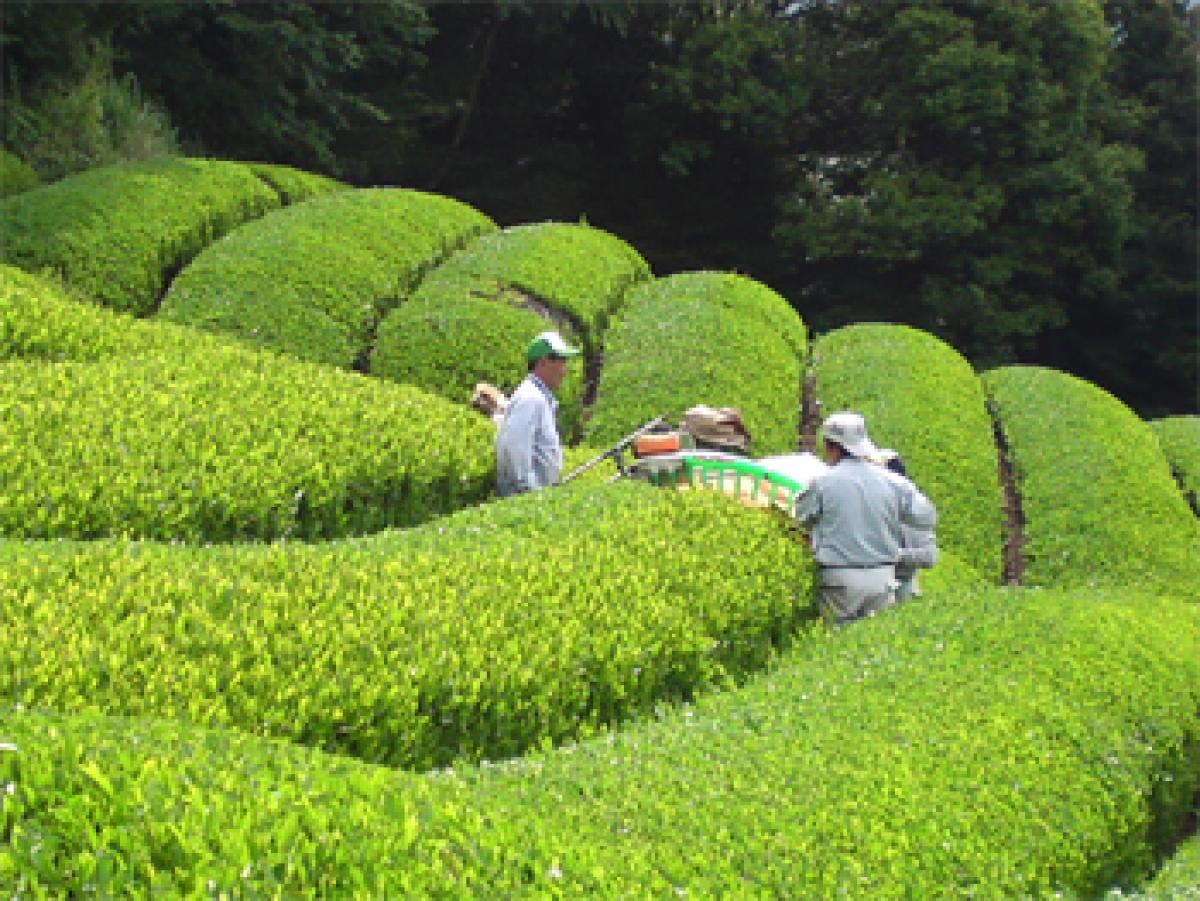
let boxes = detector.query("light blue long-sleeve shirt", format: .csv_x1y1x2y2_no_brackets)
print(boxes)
795,458,936,567
494,374,563,497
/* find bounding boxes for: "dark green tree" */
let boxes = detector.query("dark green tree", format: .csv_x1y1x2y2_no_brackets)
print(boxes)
1,1,436,179
1046,0,1198,416
774,0,1143,372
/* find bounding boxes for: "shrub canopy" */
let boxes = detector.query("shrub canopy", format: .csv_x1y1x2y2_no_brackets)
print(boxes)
1150,415,1200,514
812,322,1003,580
587,271,805,455
983,365,1200,592
0,158,280,314
159,188,496,369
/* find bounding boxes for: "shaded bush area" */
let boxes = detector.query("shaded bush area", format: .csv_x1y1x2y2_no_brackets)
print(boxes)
244,162,347,205
0,483,812,770
0,158,280,314
811,323,1003,582
371,222,647,440
1151,415,1200,515
587,271,805,454
4,586,1196,896
983,366,1200,593
0,149,40,197
159,188,495,369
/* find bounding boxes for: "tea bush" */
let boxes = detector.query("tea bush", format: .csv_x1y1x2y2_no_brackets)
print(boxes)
812,323,1003,581
373,286,585,440
1151,415,1200,514
0,483,813,770
0,346,494,542
1118,833,1200,898
0,708,461,897
983,366,1200,592
0,158,279,314
245,162,348,204
158,188,496,369
0,263,231,367
4,586,1196,897
587,272,805,455
370,222,648,441
373,221,647,358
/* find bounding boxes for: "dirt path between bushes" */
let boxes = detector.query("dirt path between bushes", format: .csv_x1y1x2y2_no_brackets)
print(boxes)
988,399,1027,585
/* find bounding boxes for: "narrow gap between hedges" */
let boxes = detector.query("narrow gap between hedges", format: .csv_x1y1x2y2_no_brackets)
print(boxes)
1168,463,1199,517
800,343,821,453
148,259,185,318
356,235,482,376
986,395,1026,586
148,180,299,319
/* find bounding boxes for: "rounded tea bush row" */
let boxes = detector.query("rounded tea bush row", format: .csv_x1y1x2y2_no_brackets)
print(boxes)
983,365,1200,593
4,585,1196,896
1150,415,1200,515
371,222,651,440
0,266,494,542
586,271,806,455
811,323,1004,581
0,158,288,314
0,482,813,770
159,188,496,369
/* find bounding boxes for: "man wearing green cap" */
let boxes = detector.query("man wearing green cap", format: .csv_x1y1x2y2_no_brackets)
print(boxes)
495,330,581,497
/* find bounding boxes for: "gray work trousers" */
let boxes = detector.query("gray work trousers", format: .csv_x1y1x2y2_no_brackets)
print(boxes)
816,565,897,626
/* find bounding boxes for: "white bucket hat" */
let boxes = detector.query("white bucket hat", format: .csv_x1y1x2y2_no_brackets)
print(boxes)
821,411,879,459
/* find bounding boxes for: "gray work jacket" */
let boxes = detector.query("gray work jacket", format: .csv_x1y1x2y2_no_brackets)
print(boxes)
794,458,936,567
494,374,562,497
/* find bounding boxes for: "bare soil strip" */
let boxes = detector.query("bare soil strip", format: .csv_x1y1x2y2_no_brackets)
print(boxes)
987,397,1027,585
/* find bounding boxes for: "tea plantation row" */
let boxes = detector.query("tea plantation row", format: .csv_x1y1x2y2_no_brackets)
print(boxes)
0,266,493,542
0,483,812,770
160,188,495,369
371,221,651,442
1,159,1197,896
0,157,344,314
4,586,1196,896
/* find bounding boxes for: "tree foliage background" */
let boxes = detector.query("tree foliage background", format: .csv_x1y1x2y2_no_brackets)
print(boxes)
1,0,1195,416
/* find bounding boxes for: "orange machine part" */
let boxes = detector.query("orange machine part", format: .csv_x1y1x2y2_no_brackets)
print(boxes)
634,432,681,455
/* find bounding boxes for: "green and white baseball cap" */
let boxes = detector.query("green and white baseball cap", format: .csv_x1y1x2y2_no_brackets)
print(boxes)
527,330,581,365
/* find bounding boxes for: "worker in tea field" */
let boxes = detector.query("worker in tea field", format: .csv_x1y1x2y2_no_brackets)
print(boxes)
794,411,936,626
873,448,939,602
495,330,581,497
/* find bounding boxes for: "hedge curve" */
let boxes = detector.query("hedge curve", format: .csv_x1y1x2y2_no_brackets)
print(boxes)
983,365,1200,592
586,271,806,455
158,188,496,369
810,322,1003,581
0,158,282,314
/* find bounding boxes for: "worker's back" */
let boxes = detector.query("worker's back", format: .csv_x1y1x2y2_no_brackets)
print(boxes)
799,458,935,567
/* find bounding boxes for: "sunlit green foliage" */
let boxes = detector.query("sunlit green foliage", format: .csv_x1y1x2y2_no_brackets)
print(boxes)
983,366,1200,593
0,265,493,542
0,349,493,542
587,271,805,454
812,323,1002,581
245,162,348,205
0,158,278,314
4,587,1195,896
0,264,195,361
158,189,495,369
0,483,812,769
